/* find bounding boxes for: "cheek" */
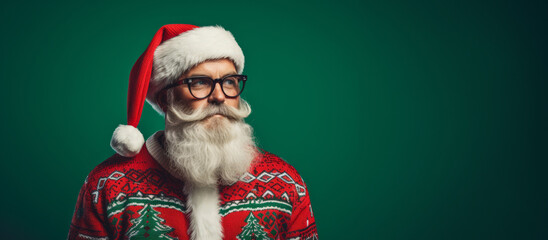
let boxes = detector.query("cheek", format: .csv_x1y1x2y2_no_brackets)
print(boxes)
172,87,205,110
174,87,200,103
174,87,195,101
226,98,240,108
189,100,208,110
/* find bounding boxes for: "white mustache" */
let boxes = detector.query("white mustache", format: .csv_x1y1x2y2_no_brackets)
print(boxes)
165,99,252,125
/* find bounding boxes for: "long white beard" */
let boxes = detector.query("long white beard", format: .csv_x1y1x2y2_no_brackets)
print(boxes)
164,99,257,187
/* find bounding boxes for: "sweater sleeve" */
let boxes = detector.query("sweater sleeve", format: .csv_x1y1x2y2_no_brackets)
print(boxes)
285,180,318,239
67,177,111,240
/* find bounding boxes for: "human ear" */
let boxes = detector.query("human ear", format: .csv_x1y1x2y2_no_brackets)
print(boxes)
156,90,169,113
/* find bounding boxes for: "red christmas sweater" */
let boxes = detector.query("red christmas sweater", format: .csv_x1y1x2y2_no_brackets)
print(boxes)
68,132,318,240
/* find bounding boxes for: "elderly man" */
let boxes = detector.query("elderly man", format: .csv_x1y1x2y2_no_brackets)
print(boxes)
68,24,318,240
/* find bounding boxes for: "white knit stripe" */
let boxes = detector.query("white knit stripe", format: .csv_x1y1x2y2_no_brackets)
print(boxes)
77,233,109,240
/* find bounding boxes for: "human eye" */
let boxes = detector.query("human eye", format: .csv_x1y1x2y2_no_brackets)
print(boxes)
195,80,208,85
223,77,239,87
190,78,211,88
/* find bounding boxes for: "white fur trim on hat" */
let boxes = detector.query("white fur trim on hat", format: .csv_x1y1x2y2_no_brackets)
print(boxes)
110,124,145,157
146,26,245,115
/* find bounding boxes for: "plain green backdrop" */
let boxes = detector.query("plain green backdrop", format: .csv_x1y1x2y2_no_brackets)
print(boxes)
1,0,546,239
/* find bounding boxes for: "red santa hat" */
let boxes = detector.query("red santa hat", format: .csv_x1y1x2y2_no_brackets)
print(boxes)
110,24,245,157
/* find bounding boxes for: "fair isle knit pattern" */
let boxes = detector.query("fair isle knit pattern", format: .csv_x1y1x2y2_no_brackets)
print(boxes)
68,132,318,240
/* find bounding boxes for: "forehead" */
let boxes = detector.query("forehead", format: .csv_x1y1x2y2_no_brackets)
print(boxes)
185,58,237,76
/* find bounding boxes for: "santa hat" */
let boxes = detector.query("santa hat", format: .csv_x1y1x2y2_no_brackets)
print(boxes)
110,24,245,157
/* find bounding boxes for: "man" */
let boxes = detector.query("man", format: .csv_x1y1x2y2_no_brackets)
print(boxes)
68,24,318,240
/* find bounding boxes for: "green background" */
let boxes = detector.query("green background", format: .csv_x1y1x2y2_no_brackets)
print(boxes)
1,0,546,239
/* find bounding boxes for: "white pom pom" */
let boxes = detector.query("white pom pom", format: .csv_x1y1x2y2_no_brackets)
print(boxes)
110,124,145,157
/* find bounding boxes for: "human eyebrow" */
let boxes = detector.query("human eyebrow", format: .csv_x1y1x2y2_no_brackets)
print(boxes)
187,72,238,78
187,74,211,78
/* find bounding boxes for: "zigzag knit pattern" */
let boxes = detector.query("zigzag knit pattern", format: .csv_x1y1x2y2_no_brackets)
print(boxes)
68,142,318,240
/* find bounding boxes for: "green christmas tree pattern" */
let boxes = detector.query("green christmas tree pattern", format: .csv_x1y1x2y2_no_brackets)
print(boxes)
127,204,175,239
237,212,273,240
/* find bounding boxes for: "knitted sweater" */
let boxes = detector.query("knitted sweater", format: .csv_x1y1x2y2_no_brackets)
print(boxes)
68,131,318,240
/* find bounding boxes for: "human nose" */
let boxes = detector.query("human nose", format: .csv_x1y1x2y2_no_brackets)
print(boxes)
208,82,226,104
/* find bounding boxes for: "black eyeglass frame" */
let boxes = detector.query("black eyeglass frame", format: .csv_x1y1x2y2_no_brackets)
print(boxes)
162,74,247,99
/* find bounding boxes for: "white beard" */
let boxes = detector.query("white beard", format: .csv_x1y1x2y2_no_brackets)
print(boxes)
163,99,257,187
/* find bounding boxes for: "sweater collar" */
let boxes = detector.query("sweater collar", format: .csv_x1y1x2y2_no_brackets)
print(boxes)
145,131,186,182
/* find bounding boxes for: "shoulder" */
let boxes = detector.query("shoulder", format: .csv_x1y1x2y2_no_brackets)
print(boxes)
255,151,300,175
251,151,309,200
82,147,187,209
83,148,159,195
86,153,144,182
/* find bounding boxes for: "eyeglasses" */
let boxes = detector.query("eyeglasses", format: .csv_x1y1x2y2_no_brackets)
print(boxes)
162,74,247,99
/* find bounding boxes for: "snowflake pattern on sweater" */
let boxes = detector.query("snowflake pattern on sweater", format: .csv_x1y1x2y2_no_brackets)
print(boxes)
68,133,318,240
